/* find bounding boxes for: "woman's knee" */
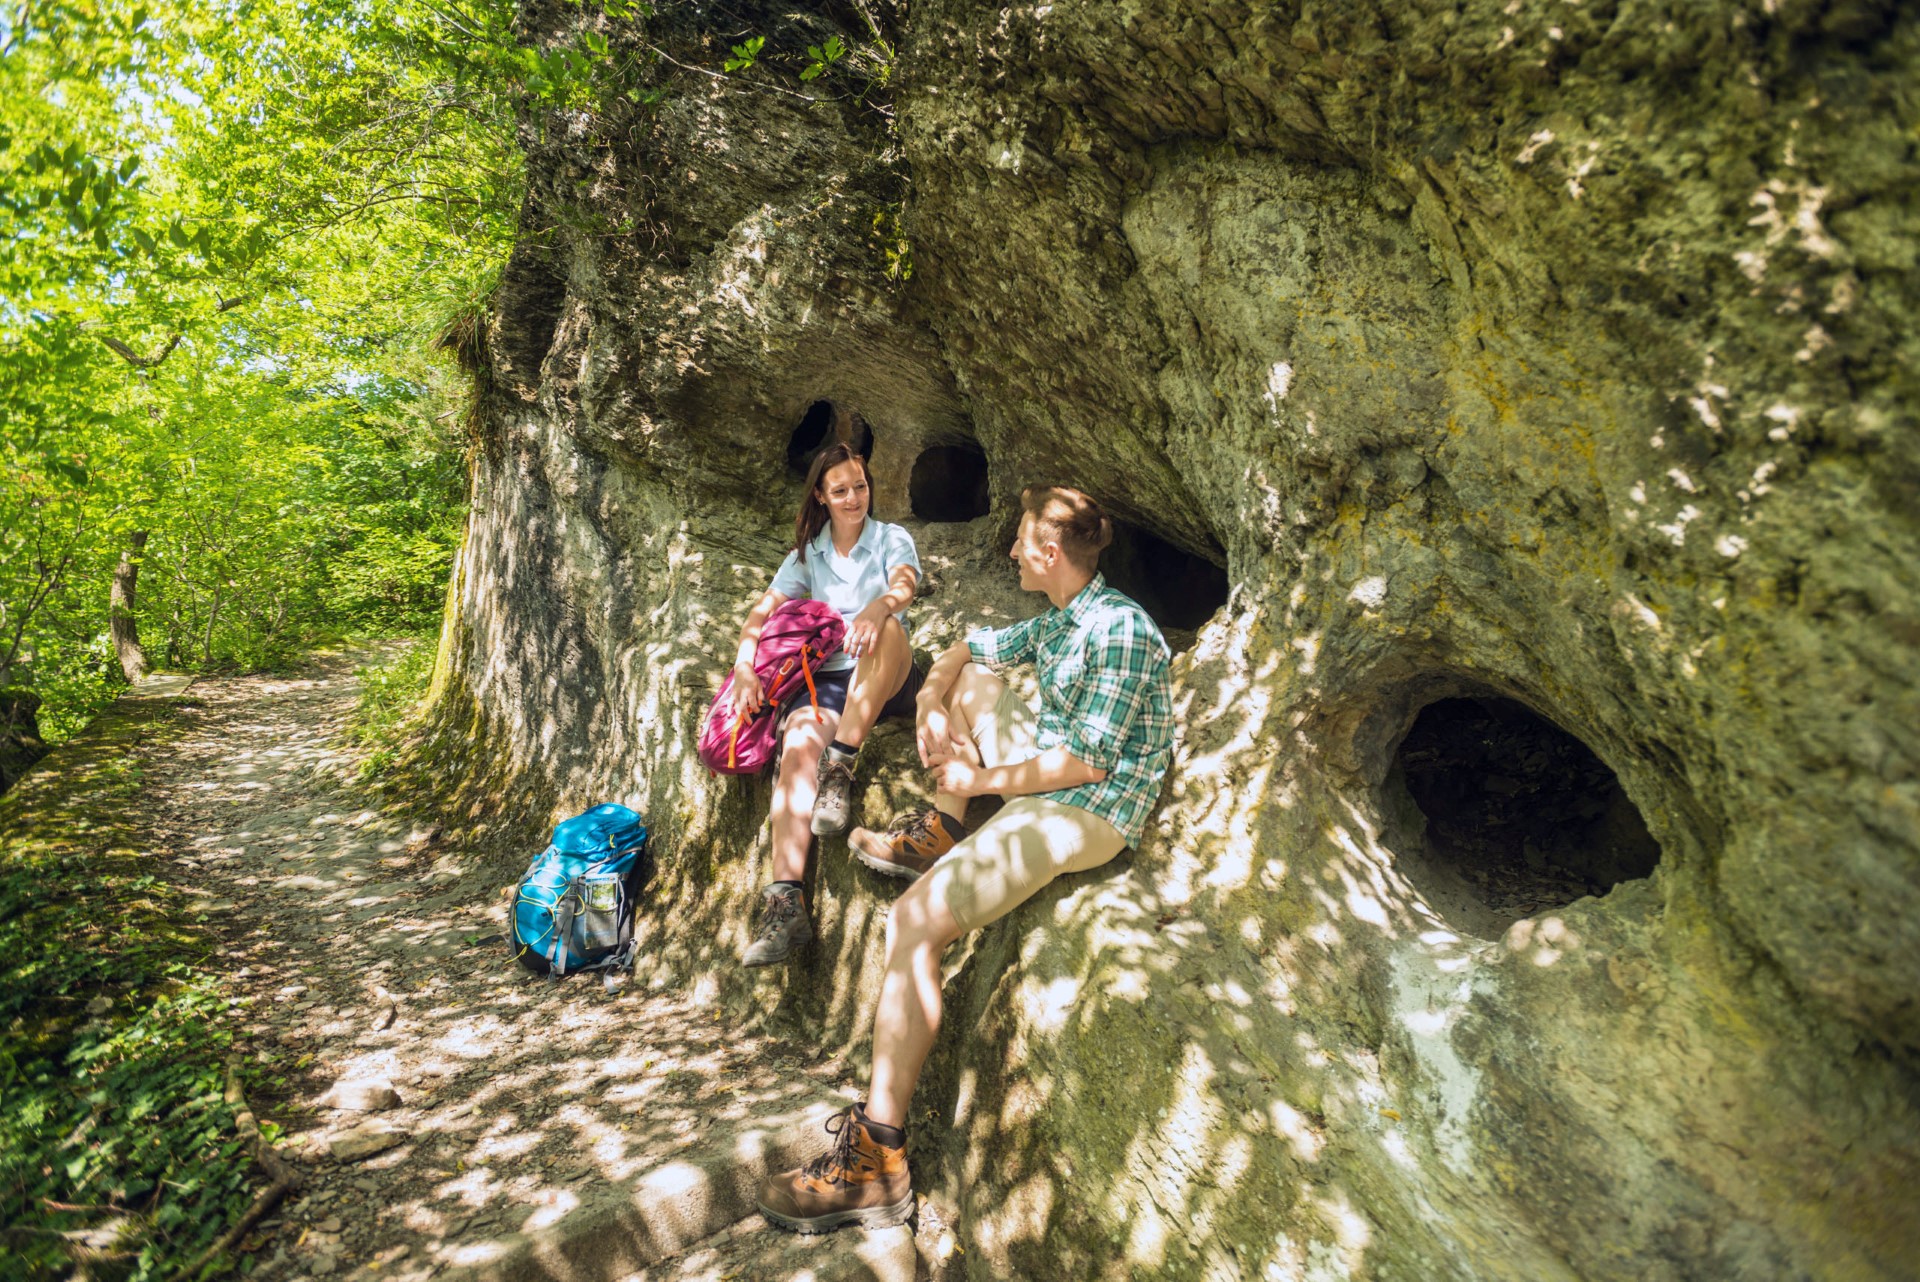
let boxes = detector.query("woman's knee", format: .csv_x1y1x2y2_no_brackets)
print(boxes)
779,719,832,765
857,616,910,674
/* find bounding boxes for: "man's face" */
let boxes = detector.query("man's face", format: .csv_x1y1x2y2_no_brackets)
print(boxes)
1010,513,1053,590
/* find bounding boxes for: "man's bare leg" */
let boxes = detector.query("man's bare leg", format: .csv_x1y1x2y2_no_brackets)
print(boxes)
864,874,964,1128
932,662,1003,822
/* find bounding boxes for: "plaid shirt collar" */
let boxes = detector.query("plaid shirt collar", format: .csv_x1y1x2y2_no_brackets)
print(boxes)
1060,573,1108,625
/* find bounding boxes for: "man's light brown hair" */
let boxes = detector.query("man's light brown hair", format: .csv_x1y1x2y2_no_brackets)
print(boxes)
1021,485,1114,571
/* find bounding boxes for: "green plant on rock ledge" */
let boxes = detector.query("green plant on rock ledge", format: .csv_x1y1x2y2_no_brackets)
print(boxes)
800,34,846,81
723,35,764,73
347,639,439,781
871,203,913,282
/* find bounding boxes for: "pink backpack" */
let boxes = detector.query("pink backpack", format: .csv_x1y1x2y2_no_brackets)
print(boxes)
699,599,846,774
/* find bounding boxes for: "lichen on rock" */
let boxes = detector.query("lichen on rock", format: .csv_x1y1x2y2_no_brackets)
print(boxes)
422,2,1920,1277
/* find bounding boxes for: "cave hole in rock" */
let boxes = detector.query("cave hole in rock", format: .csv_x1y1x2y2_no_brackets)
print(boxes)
1098,521,1230,645
1390,696,1661,929
909,445,991,522
786,400,873,477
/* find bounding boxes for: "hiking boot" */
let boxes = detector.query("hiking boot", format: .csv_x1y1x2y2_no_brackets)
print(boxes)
849,809,963,881
757,1103,912,1234
742,884,813,967
810,752,857,836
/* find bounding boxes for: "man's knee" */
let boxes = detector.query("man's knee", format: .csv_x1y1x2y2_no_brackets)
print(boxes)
886,887,958,954
951,661,996,708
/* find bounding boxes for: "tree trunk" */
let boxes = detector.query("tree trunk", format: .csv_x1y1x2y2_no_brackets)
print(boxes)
201,592,222,667
110,531,150,684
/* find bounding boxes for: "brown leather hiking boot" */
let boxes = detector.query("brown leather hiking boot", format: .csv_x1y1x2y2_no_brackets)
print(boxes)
757,1104,912,1234
848,809,963,881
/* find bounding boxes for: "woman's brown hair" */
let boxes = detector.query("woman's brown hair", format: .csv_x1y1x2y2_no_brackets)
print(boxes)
794,443,875,562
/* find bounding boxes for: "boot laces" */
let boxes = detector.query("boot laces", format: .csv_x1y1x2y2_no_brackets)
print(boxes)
755,889,799,942
803,1108,868,1184
885,808,939,842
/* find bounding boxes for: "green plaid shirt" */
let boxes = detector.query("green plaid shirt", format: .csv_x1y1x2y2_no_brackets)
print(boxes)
966,574,1175,845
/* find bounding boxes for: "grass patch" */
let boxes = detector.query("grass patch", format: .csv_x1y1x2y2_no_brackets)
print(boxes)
0,701,260,1279
345,637,438,781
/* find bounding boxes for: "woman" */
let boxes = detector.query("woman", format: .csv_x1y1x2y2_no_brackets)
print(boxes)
731,441,922,968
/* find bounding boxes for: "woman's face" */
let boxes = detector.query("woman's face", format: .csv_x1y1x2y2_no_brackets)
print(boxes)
817,459,870,527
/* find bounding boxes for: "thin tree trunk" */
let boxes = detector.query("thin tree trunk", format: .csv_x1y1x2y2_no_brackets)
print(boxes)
202,593,222,667
110,531,150,683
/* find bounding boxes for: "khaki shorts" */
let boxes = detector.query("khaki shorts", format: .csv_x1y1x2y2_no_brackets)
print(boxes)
924,685,1127,934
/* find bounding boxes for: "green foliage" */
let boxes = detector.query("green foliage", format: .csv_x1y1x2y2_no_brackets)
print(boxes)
723,35,765,73
0,704,255,1277
800,34,847,82
0,0,510,740
347,639,440,780
871,205,913,283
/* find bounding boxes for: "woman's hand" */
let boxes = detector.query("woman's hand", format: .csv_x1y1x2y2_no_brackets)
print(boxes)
844,601,889,662
729,662,765,720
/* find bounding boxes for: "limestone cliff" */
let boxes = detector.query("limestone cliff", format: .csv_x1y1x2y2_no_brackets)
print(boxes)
425,2,1920,1277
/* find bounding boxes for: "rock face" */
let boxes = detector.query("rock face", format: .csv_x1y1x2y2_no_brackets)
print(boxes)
427,2,1919,1278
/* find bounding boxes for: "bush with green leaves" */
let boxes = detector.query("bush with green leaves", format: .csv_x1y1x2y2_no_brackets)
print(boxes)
0,0,511,745
0,702,258,1277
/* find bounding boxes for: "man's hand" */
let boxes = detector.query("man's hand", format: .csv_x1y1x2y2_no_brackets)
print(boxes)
729,662,765,720
933,758,990,798
916,701,954,767
845,601,888,660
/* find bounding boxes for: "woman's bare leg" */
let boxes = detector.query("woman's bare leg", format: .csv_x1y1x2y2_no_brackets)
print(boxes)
836,615,910,750
768,707,840,882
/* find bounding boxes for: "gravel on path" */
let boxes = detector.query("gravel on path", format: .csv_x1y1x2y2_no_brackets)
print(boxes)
145,653,878,1282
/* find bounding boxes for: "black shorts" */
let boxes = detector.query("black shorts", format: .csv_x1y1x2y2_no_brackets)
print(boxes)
779,660,925,730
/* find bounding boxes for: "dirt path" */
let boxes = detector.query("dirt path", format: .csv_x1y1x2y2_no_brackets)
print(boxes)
138,655,938,1281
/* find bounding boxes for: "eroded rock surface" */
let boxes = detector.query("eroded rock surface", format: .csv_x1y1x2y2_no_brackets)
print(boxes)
427,2,1920,1278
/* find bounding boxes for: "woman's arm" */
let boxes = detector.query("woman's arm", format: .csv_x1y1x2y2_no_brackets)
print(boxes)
730,587,789,714
846,564,919,658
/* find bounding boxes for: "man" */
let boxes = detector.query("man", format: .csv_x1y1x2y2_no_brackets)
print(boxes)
756,485,1176,1234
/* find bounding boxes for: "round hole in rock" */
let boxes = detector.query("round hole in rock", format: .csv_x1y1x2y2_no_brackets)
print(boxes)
786,400,873,477
1099,521,1230,643
910,445,991,522
1391,697,1660,931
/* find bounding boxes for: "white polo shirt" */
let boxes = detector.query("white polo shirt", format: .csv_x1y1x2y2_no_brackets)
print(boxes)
769,519,921,673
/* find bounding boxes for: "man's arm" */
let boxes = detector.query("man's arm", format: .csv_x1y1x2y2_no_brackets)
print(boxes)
939,613,1157,799
939,745,1106,800
917,616,1043,765
916,637,972,708
914,638,973,766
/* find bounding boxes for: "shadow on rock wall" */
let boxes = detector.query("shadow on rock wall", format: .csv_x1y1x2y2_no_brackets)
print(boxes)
411,2,1920,1278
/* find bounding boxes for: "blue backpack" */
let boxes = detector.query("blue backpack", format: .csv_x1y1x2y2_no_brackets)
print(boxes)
511,804,652,977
